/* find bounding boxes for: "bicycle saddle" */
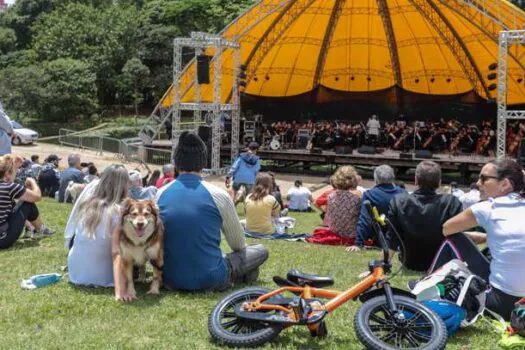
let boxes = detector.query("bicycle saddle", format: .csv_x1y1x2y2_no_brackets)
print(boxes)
286,269,334,288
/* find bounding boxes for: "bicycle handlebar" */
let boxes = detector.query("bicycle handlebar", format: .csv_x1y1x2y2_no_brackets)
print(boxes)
364,200,390,265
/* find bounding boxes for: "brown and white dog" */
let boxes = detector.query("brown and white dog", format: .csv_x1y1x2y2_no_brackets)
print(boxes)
119,199,164,296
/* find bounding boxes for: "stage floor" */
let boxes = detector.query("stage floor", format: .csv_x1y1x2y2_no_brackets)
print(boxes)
150,139,491,173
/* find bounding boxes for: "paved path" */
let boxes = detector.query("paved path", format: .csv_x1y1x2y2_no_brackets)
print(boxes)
13,143,346,195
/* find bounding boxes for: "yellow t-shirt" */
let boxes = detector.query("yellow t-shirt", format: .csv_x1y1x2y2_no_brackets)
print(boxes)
245,194,280,234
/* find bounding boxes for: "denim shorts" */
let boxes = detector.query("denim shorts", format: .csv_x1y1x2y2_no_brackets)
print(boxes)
232,182,253,193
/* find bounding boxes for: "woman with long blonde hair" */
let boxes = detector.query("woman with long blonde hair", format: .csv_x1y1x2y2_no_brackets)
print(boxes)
0,154,54,249
66,165,131,298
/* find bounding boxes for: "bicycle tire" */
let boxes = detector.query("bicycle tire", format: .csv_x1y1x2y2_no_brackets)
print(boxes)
354,295,448,350
208,287,284,348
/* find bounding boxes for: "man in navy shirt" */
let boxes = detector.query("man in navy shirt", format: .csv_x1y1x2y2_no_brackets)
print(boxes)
347,165,405,251
58,154,84,203
156,131,268,291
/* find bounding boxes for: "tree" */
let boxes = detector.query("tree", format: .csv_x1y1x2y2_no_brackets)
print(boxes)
0,27,17,55
0,49,37,69
31,3,144,107
120,57,150,121
0,0,54,49
0,64,47,119
42,58,98,122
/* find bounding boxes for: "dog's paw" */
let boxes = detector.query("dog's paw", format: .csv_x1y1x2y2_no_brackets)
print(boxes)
147,287,160,295
115,293,137,302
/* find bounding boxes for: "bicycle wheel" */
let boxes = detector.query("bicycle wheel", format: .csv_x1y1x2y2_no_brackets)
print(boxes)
354,295,448,350
208,287,284,348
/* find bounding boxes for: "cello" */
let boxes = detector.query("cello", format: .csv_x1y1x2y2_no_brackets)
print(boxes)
508,123,525,156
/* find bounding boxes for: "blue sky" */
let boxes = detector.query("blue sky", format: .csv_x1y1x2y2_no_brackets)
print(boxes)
6,0,15,4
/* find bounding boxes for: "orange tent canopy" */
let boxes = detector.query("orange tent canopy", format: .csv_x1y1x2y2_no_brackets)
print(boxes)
162,0,525,107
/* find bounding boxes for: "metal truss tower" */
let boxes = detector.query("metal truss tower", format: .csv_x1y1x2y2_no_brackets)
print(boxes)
140,32,240,174
497,30,525,159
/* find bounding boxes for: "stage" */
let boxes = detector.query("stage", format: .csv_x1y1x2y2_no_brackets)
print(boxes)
149,139,489,179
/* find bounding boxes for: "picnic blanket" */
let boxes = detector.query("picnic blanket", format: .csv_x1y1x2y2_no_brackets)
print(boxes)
244,231,311,241
305,227,355,246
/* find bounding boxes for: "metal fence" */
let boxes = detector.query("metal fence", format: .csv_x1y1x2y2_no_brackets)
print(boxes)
58,129,172,167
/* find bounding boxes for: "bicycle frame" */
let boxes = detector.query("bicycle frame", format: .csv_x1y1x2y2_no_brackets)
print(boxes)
242,266,385,321
239,201,396,329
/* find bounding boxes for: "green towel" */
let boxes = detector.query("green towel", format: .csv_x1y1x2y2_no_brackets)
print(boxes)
499,332,525,349
491,319,525,349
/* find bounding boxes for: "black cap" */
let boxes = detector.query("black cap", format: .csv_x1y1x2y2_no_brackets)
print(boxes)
173,131,208,172
248,142,259,150
22,160,32,168
46,154,61,163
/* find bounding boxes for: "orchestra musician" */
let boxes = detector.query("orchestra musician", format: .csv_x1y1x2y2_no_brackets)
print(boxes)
261,116,506,156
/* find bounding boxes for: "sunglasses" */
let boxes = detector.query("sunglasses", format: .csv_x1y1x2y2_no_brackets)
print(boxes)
478,174,499,184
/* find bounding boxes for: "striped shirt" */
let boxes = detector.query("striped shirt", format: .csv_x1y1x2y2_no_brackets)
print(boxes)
0,181,25,224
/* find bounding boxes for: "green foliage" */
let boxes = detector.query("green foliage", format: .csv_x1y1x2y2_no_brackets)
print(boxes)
0,0,254,120
41,58,98,121
0,0,54,49
0,63,46,119
31,3,143,106
120,57,150,117
0,49,36,69
0,58,97,121
0,27,17,55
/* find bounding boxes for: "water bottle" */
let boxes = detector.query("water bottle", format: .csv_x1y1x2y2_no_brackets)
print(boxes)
21,273,62,289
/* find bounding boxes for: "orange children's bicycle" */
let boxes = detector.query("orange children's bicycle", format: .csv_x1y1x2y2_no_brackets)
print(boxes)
208,201,448,349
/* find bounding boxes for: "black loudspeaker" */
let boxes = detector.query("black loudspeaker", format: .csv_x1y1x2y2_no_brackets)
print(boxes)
335,145,353,154
415,150,433,159
399,152,413,160
198,125,212,143
197,55,211,84
357,146,376,155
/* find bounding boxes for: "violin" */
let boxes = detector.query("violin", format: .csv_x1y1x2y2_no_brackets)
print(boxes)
394,131,409,150
449,131,464,154
423,132,436,149
508,123,525,156
508,130,523,156
475,135,487,154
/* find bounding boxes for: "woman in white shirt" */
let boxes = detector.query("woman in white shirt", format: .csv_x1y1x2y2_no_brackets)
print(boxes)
286,179,313,212
66,165,133,301
440,159,525,319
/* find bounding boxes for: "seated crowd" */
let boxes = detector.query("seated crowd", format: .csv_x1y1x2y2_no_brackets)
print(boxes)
1,131,524,322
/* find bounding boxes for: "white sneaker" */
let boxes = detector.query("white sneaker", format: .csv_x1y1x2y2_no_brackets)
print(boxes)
32,226,56,239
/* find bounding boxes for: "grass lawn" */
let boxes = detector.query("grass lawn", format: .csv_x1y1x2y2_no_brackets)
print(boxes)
0,199,498,349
